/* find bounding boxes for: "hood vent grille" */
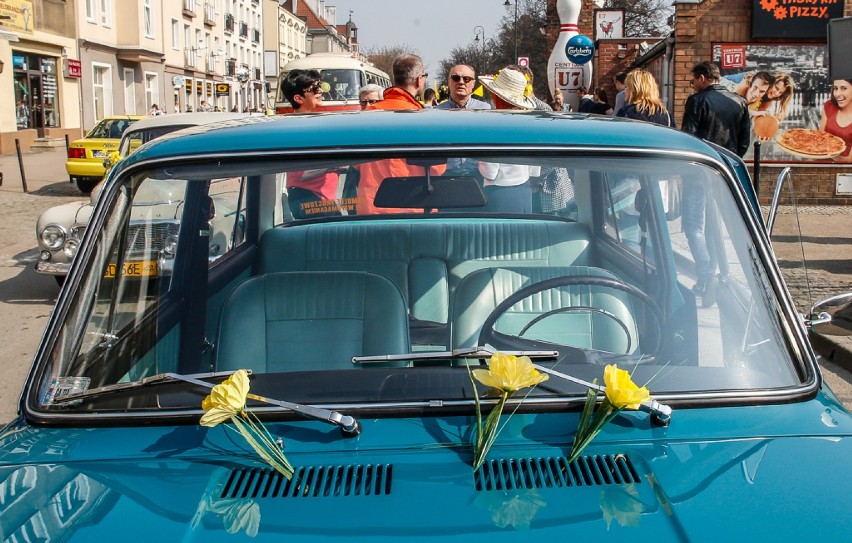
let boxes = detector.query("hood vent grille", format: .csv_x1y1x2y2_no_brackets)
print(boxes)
475,454,640,492
221,464,393,499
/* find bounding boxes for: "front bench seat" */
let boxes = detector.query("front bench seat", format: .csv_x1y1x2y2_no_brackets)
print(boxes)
451,266,639,355
217,271,410,373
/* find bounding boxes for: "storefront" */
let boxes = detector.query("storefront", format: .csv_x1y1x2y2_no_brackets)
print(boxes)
12,50,59,134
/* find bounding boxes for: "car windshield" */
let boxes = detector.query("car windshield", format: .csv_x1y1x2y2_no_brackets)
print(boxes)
88,118,134,139
29,150,805,418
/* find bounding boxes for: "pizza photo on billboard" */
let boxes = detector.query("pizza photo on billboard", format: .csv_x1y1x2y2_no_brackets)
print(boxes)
775,129,846,159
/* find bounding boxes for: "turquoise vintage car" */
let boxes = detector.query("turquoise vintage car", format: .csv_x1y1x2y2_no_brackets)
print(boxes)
3,111,852,541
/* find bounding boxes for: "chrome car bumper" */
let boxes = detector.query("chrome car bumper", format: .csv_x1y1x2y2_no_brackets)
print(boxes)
34,261,71,276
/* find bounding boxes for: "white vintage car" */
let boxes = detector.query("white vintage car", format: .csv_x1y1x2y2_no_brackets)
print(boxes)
35,113,252,284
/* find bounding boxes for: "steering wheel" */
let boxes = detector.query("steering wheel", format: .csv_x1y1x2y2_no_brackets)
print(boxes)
477,274,665,360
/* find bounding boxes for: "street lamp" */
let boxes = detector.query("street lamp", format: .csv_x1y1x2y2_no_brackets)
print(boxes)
503,0,518,62
474,25,485,52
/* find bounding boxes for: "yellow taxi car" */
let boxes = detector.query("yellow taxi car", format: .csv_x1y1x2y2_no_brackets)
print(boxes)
65,115,143,193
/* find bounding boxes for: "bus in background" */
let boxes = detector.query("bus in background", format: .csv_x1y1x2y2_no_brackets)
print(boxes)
275,53,391,113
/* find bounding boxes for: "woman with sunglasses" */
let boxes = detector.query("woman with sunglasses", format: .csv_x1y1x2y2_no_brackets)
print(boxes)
281,69,325,113
436,64,491,109
281,70,341,219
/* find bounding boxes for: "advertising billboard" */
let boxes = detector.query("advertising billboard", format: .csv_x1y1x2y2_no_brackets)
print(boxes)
713,43,850,164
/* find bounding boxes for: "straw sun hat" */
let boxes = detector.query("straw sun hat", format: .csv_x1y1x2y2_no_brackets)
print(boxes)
478,68,536,110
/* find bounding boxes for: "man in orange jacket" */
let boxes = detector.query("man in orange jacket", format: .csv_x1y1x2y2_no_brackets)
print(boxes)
354,54,446,214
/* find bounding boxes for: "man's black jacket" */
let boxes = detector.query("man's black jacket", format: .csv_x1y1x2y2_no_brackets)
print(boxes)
681,84,751,157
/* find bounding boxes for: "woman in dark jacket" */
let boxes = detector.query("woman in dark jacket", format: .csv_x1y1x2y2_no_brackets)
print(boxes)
615,69,674,127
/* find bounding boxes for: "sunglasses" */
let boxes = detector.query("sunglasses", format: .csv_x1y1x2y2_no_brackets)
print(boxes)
450,74,475,83
304,82,323,95
359,99,379,106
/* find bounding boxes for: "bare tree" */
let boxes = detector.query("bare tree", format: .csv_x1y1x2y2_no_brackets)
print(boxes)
604,0,673,37
362,44,420,82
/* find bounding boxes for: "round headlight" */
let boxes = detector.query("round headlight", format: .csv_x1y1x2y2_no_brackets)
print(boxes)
63,238,80,258
163,234,179,257
40,224,67,250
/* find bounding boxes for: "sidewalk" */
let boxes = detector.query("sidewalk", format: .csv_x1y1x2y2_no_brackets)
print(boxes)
767,205,852,370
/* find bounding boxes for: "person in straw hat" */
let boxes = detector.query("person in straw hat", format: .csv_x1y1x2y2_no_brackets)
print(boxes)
478,67,538,111
476,67,541,212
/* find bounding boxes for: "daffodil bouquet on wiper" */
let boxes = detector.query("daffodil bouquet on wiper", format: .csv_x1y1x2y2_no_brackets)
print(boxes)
469,353,549,471
569,364,651,462
199,369,295,478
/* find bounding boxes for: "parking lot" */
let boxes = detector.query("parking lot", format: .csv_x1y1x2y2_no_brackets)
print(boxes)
1,149,851,425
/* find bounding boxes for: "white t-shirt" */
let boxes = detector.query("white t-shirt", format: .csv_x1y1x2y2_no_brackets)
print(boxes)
478,162,541,187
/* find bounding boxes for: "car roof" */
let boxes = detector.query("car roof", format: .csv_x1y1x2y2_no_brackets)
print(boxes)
125,112,255,132
126,110,725,164
98,115,146,121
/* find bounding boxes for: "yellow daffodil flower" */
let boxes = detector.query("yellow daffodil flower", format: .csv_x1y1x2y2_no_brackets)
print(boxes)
569,364,654,463
472,353,548,393
198,369,294,479
470,353,548,471
200,369,249,427
603,364,650,410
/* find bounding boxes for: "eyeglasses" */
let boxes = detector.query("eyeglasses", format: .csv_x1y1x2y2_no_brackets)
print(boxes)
359,99,379,106
419,73,429,79
304,82,323,95
450,74,475,83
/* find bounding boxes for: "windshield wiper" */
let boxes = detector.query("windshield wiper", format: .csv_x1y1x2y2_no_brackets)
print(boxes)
353,346,559,364
533,364,672,425
51,370,361,437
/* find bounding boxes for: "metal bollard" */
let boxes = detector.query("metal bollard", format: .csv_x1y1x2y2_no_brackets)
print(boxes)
15,139,28,193
752,140,761,200
66,134,72,182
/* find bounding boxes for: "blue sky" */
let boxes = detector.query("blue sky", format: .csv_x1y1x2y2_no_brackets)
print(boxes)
327,1,508,79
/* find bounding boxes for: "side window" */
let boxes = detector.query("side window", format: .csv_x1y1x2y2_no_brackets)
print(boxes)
208,176,248,264
601,173,657,262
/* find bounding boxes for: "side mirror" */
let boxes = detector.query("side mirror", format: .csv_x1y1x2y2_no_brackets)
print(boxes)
808,292,852,336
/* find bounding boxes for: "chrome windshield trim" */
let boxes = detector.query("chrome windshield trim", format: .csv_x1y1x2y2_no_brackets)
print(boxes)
26,382,821,423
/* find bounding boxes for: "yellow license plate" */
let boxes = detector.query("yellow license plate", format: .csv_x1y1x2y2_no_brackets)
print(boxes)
105,261,158,278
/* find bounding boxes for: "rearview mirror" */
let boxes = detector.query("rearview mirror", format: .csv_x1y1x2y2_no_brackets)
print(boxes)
374,176,485,209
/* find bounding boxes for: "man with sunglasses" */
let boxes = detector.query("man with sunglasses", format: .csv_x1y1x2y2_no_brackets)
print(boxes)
436,64,491,110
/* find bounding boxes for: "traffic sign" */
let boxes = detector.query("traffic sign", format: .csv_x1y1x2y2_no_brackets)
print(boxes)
517,57,529,67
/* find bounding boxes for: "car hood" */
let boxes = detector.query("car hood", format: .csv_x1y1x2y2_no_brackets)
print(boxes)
36,201,94,232
2,399,851,541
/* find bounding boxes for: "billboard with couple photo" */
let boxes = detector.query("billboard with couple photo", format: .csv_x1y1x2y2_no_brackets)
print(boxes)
713,43,850,164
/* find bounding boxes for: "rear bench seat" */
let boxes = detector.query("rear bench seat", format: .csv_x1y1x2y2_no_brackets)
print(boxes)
255,219,594,348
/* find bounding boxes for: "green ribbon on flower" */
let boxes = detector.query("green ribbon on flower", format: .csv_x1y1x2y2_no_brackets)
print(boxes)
200,369,294,479
568,364,650,463
470,353,548,471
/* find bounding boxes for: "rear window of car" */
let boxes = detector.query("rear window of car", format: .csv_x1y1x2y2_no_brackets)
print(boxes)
89,119,136,139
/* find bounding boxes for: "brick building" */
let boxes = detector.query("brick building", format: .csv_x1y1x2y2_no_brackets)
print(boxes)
547,0,852,204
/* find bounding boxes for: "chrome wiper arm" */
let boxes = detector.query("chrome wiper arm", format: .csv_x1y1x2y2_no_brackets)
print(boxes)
51,371,244,405
169,373,361,438
353,346,559,364
533,364,672,425
52,370,360,437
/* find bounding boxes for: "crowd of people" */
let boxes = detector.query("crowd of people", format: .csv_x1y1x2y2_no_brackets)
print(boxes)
158,54,851,302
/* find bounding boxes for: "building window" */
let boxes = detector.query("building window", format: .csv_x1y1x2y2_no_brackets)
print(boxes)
85,0,96,22
100,0,112,27
124,69,136,114
93,64,113,121
145,72,159,110
171,19,179,49
144,0,154,38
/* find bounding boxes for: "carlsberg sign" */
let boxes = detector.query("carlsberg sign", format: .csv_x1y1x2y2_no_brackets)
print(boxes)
566,35,594,65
